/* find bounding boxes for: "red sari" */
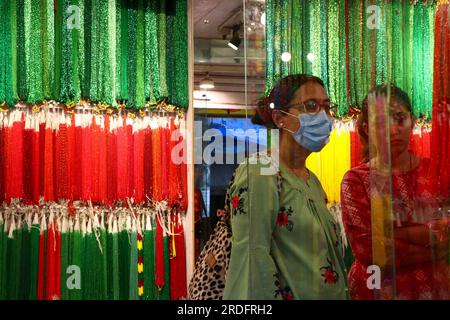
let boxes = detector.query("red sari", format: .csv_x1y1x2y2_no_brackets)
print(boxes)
341,158,450,299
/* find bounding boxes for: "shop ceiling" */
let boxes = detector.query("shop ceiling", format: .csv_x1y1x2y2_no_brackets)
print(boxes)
193,0,265,109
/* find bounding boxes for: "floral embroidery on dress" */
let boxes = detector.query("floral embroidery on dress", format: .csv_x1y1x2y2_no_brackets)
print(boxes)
276,206,294,231
320,258,339,284
231,187,248,215
273,273,294,300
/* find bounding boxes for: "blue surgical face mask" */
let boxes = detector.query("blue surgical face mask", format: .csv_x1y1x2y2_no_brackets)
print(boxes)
280,110,333,152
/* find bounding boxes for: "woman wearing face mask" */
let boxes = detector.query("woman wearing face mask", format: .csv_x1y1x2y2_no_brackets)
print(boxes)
341,84,450,300
222,74,348,300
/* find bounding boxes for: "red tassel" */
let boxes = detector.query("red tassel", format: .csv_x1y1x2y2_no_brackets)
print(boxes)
350,128,363,167
144,127,153,200
4,123,11,203
39,122,45,200
58,122,69,200
0,125,4,204
177,216,187,299
168,117,179,207
37,227,46,300
179,130,188,211
23,124,34,203
161,123,169,201
72,124,82,200
55,223,61,299
44,122,54,202
81,117,92,201
31,120,40,204
106,116,117,205
117,116,128,200
152,126,162,201
134,124,144,203
10,114,24,199
170,215,177,299
155,216,165,289
91,118,100,202
67,115,75,200
127,121,134,199
170,211,186,300
98,117,107,203
430,3,450,200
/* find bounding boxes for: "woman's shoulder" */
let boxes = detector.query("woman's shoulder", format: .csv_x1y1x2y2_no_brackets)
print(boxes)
342,162,370,185
235,152,280,176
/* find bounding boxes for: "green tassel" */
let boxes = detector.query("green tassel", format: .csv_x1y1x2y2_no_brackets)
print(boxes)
129,225,138,300
118,227,130,299
16,0,28,100
135,0,145,108
143,227,156,300
98,222,108,300
0,215,6,299
119,1,128,101
69,223,82,300
157,0,168,98
88,0,100,102
60,0,75,102
83,218,107,300
20,220,31,300
41,0,55,100
107,224,114,299
53,0,63,100
127,5,137,108
159,235,170,300
29,218,40,300
6,217,21,300
107,218,120,300
60,220,69,300
81,0,92,98
112,223,120,299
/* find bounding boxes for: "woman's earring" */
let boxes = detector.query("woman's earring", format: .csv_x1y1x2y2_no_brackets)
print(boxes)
280,122,284,127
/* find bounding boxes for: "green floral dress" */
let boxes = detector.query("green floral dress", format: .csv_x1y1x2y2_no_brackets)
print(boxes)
223,154,349,300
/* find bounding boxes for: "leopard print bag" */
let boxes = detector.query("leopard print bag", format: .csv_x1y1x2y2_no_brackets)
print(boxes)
188,219,232,300
188,171,236,300
188,166,282,300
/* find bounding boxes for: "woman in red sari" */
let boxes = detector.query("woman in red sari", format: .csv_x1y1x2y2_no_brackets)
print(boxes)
341,84,450,299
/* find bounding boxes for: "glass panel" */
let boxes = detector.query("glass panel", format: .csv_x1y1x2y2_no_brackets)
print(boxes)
222,0,450,300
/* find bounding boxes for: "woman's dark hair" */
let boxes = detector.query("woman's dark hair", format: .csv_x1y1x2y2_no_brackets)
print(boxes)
358,84,413,162
252,74,325,128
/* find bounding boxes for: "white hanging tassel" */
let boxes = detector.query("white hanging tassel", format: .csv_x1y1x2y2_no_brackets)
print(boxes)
74,215,81,233
117,214,123,233
93,214,104,255
86,216,92,234
107,212,114,233
8,214,16,239
112,217,118,234
81,215,87,236
40,212,47,235
126,214,132,232
145,213,151,231
62,215,68,234
4,211,10,234
136,216,142,237
32,211,38,225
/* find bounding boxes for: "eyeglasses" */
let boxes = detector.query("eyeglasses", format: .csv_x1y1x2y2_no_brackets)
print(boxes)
285,99,338,117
